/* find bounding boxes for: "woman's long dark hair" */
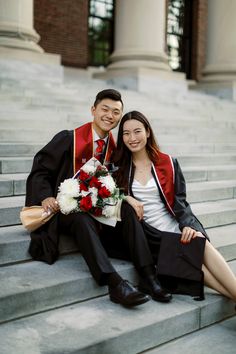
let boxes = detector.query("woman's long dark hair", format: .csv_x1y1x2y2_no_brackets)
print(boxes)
112,111,160,193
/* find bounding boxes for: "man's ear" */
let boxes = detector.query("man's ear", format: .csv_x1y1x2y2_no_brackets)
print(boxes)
91,106,95,116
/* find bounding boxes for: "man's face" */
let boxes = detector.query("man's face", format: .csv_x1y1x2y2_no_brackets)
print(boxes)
91,98,123,137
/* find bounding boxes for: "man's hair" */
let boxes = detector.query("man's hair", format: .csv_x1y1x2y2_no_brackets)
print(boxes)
93,89,123,108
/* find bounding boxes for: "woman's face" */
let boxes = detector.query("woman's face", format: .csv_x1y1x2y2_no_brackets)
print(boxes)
122,119,149,153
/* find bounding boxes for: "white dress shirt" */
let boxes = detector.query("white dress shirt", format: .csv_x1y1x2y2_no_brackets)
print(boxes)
132,177,180,233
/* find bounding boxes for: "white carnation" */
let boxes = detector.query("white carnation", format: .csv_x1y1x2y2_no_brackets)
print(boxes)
58,178,80,197
81,165,97,175
57,194,78,214
102,205,116,218
99,175,116,193
89,187,98,207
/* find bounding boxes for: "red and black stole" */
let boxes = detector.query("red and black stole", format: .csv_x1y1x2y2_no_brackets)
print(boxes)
129,151,175,216
73,122,116,174
152,151,175,216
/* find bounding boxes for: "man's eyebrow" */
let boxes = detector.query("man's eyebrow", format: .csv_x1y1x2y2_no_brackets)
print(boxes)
102,104,121,111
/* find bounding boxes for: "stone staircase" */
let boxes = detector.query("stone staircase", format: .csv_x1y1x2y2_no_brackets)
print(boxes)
0,67,236,354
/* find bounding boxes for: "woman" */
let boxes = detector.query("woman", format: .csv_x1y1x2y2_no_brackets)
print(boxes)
113,111,236,301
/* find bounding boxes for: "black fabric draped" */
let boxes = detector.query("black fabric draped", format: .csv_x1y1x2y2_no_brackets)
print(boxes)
26,130,74,264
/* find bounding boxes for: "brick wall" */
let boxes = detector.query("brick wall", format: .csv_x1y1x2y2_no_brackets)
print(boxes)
34,0,89,68
191,0,208,81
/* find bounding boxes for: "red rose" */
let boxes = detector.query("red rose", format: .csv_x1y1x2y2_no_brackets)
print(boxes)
98,186,111,198
79,170,90,181
80,182,88,192
92,207,103,216
89,176,101,188
80,196,92,211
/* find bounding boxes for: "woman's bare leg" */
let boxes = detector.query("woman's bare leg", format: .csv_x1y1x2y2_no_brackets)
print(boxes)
202,265,233,300
202,240,236,301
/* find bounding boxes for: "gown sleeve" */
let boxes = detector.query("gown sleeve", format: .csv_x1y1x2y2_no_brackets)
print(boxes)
172,158,209,239
25,130,73,206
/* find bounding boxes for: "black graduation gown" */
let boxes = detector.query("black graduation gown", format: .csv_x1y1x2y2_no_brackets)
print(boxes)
129,158,209,299
25,130,74,264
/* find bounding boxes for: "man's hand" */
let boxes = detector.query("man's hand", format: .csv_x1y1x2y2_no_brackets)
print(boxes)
125,196,144,220
181,227,204,244
42,197,59,214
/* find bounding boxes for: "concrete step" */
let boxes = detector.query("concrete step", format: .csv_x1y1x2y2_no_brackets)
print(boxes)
0,195,25,226
1,221,236,266
192,199,236,228
0,254,137,324
178,154,236,166
1,100,90,114
0,92,86,107
0,157,32,174
206,224,236,261
161,143,236,155
0,267,235,353
142,316,236,354
0,143,44,157
183,165,236,182
187,180,236,203
0,128,60,142
158,134,236,144
0,106,89,121
0,225,77,266
150,118,236,129
0,173,27,196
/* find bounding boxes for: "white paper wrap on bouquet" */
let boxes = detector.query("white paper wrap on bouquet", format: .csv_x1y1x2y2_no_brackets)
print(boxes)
91,197,122,227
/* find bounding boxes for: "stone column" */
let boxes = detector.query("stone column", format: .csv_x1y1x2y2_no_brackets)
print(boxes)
0,0,43,52
95,0,186,92
199,0,236,100
110,0,170,71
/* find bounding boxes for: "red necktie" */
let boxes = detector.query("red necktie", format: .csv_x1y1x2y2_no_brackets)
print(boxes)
95,139,105,162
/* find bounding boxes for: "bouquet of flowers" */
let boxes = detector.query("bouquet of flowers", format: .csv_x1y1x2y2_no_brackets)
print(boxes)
57,158,123,226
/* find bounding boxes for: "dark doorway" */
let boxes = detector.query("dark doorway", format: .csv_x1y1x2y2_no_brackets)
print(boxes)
88,0,115,66
167,0,194,78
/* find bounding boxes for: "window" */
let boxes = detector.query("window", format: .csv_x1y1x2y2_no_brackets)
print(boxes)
88,0,115,66
166,0,193,78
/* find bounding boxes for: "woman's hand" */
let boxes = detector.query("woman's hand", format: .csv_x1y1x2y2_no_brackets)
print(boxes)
181,227,204,243
42,197,59,214
125,196,144,221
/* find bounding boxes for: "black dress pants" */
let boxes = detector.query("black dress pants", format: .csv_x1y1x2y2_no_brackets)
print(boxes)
59,202,154,285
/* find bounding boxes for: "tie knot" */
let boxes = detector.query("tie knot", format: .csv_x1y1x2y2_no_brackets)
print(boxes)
96,139,105,149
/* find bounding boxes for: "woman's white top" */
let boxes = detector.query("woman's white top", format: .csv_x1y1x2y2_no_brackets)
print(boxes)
132,177,180,233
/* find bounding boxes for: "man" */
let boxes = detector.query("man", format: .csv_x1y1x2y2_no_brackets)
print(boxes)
26,89,171,307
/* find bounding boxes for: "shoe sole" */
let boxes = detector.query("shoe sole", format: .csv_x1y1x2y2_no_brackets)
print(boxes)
138,286,172,303
110,295,150,307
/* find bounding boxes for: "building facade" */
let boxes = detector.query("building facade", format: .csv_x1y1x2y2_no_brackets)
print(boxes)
1,0,236,99
33,0,207,81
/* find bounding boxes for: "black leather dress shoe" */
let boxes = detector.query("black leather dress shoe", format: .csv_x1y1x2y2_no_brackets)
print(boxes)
138,276,172,303
109,280,150,307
